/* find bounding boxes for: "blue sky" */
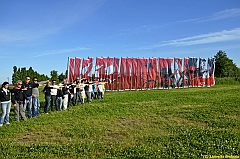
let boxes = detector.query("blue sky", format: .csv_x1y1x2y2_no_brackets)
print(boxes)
0,0,240,83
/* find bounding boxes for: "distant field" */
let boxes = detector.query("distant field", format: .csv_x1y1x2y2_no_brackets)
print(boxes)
0,83,239,158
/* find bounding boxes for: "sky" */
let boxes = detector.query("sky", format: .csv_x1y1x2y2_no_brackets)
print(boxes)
0,0,240,83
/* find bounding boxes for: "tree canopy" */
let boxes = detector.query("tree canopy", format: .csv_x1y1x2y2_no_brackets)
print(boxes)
214,50,240,77
12,66,66,85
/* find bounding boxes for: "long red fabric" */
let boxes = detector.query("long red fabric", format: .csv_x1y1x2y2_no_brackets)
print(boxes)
74,57,82,80
113,58,120,90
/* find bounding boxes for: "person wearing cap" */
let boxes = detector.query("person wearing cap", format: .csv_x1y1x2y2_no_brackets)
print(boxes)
0,82,11,126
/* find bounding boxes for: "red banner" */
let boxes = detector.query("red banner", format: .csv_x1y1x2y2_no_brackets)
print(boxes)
113,57,120,90
82,57,93,80
141,58,148,89
207,57,215,87
106,57,114,90
68,56,214,91
67,57,75,83
159,58,168,88
183,58,190,87
174,58,182,88
158,58,163,89
137,58,142,89
125,58,132,90
199,57,207,87
101,57,107,82
95,57,103,81
119,57,126,90
188,57,198,87
166,58,173,88
74,57,82,80
148,58,157,89
131,58,138,90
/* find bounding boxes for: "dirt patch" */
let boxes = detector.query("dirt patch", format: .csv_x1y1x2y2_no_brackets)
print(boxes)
17,130,66,145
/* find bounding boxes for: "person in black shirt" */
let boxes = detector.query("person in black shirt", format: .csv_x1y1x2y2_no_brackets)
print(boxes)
56,87,63,111
22,76,39,118
84,80,91,103
42,81,53,114
11,80,29,122
0,82,11,126
69,80,77,106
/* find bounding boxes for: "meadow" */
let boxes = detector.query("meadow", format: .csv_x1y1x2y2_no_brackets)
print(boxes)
0,79,239,158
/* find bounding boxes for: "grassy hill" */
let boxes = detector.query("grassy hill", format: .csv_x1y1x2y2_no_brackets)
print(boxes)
0,83,239,158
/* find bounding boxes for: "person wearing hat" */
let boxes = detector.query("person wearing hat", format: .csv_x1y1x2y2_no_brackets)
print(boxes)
0,82,11,126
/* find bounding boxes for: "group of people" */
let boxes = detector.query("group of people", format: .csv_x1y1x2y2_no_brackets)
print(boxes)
0,76,106,127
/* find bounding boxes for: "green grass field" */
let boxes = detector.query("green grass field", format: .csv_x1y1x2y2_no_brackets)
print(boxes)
0,83,239,158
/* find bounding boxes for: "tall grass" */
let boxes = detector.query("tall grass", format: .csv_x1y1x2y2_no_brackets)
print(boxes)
0,84,239,158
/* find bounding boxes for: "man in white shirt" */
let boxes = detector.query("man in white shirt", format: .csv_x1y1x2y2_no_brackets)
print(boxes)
50,80,59,111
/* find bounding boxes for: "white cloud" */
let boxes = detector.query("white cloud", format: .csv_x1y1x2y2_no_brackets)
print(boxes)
176,8,240,23
138,28,240,49
31,47,91,58
209,8,240,20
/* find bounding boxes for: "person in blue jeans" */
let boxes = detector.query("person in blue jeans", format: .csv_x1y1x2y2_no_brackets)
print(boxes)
0,82,11,127
92,83,98,99
56,87,63,111
84,80,91,103
22,76,39,118
11,80,28,122
32,77,41,117
75,77,83,104
43,82,53,114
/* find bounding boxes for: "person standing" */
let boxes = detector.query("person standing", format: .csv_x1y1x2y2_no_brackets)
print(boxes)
11,80,28,122
32,77,40,117
89,82,94,101
75,77,83,104
22,76,38,118
43,82,52,114
0,82,11,126
92,83,98,99
69,80,77,106
62,78,70,110
97,82,104,99
50,80,58,111
56,86,63,111
84,80,91,103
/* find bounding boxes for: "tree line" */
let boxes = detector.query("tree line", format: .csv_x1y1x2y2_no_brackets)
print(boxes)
12,66,66,85
214,50,240,77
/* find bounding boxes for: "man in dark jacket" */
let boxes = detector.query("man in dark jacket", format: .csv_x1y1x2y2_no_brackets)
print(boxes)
11,80,29,122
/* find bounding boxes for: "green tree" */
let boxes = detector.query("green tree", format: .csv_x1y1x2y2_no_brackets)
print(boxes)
50,70,58,82
58,73,66,82
214,50,239,77
12,66,50,84
12,66,19,84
